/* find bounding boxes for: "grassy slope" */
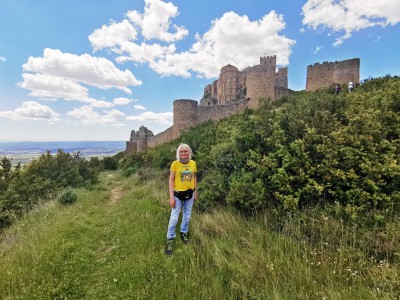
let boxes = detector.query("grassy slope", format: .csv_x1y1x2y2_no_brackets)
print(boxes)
0,170,398,299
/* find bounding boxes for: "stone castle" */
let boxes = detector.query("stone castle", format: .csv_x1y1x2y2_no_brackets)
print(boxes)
200,55,289,108
126,56,360,153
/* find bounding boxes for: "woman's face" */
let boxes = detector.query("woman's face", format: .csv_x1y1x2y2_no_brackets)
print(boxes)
179,146,190,160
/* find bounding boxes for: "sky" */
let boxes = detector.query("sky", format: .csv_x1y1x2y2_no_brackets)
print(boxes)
0,0,399,142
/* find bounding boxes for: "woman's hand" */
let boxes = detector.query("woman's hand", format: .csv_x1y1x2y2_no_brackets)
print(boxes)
169,197,176,208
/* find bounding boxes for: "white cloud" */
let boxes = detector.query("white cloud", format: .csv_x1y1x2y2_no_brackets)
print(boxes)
115,42,176,65
89,100,114,108
302,0,400,45
22,48,142,94
127,0,188,42
66,105,125,125
96,8,295,79
89,97,134,108
89,19,138,51
0,56,5,62
126,111,172,124
151,11,295,78
113,97,132,106
18,73,94,102
0,101,60,122
134,104,146,110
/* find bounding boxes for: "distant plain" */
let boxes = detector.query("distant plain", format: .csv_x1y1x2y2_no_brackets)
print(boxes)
0,141,125,165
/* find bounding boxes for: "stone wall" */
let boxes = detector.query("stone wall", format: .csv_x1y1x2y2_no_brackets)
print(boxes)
131,100,248,151
147,126,175,148
275,85,292,100
306,58,360,91
126,56,360,153
126,141,137,153
246,65,276,108
136,137,148,152
196,101,247,124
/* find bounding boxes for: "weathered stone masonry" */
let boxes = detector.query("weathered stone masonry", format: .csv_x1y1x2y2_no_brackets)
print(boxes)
306,58,360,91
127,56,360,153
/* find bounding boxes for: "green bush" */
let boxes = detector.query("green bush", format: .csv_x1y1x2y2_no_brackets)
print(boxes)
102,156,118,170
226,171,266,211
58,189,78,205
123,166,139,177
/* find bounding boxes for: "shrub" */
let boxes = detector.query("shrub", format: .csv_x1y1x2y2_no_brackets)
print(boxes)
226,171,266,211
123,166,139,177
58,189,78,205
102,156,118,170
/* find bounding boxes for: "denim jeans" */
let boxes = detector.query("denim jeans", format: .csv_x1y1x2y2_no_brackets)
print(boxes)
167,196,194,240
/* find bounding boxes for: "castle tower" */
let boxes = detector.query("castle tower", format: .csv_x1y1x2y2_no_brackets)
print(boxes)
260,55,277,68
173,99,198,138
217,65,240,104
246,64,276,108
276,67,288,88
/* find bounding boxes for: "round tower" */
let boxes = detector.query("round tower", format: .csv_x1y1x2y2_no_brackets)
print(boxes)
217,65,240,104
173,99,198,138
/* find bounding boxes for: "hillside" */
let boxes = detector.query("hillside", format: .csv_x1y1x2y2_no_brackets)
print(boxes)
1,76,399,299
0,170,398,299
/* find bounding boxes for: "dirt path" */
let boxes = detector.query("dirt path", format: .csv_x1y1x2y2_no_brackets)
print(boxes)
110,188,121,205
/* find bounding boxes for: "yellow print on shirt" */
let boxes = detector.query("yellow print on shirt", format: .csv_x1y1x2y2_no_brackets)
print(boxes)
180,165,193,183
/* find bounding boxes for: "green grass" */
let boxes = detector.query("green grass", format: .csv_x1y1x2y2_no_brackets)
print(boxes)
0,170,399,299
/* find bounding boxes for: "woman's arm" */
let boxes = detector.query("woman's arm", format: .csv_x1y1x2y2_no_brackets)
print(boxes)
193,172,197,200
169,170,176,208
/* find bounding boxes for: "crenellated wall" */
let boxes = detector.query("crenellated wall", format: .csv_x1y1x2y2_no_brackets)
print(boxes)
306,58,360,91
126,56,360,153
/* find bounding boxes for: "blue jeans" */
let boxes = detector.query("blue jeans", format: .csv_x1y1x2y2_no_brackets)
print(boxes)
167,196,194,240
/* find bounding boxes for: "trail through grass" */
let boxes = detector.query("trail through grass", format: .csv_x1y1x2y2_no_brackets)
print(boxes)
0,170,398,299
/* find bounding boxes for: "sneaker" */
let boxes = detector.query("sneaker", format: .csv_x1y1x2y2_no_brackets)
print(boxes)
180,232,189,244
165,239,174,256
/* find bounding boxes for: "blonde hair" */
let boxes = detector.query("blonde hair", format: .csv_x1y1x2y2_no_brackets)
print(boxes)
176,143,192,161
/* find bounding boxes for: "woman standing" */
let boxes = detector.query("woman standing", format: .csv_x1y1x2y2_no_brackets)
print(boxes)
165,143,197,256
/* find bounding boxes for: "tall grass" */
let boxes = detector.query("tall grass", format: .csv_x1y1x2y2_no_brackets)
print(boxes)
0,170,399,299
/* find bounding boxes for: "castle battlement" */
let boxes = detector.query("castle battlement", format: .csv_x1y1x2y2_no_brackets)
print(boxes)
126,56,360,153
306,58,360,91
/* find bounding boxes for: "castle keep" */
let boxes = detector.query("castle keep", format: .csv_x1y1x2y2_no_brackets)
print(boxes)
200,55,288,108
127,56,360,153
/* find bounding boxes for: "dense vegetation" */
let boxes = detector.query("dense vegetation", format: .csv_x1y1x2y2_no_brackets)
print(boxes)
122,76,400,221
0,150,119,229
0,76,399,299
1,167,398,299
